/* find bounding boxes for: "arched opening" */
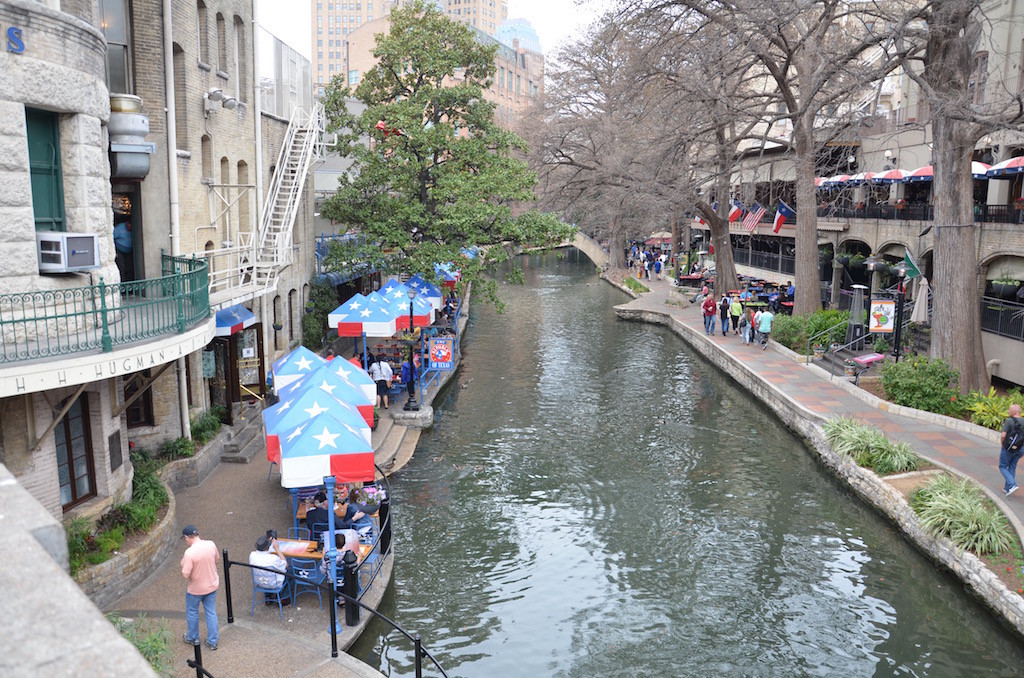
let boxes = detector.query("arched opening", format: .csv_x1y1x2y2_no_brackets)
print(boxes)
288,289,298,343
204,240,215,278
237,160,250,232
234,16,247,102
216,13,227,73
273,294,282,351
201,134,212,179
172,45,188,149
197,1,209,64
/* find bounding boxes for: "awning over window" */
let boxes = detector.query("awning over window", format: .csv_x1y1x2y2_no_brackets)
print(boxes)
214,304,256,336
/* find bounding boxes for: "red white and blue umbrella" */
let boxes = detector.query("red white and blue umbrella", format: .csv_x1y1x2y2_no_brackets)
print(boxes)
434,263,460,289
411,295,436,325
405,275,443,310
972,161,991,179
814,177,825,188
328,293,397,337
214,304,256,336
986,156,1024,178
873,168,911,184
367,291,408,330
277,365,374,426
847,172,876,185
905,165,933,182
276,412,375,488
263,389,370,465
325,359,377,404
271,346,325,390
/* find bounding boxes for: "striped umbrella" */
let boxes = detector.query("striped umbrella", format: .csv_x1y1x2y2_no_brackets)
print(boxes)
986,156,1024,178
874,169,911,183
847,172,876,185
971,161,991,179
905,165,933,182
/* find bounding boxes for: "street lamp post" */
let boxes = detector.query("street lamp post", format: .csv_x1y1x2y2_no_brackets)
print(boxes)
892,262,910,362
404,287,419,411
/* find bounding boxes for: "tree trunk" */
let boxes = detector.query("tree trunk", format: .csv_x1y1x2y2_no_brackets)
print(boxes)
792,117,822,315
608,215,626,269
670,211,680,271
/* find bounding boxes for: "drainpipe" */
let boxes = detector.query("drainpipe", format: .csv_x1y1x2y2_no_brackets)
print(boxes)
163,0,191,440
253,6,271,365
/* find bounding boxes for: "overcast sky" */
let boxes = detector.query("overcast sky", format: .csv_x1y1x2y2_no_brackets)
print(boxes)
256,0,609,61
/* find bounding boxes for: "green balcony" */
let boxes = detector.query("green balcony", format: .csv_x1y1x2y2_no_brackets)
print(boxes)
0,254,210,365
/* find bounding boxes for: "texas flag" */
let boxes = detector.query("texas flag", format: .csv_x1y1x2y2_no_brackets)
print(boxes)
773,201,796,233
692,213,706,225
728,200,743,223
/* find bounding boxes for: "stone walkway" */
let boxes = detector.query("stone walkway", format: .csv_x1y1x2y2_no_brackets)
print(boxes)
616,275,1024,533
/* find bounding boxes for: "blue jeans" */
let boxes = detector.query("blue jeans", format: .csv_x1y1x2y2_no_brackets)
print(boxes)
704,316,714,334
999,447,1022,492
185,591,218,646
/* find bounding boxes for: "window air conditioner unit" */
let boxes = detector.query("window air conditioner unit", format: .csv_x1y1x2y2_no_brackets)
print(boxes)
36,232,102,273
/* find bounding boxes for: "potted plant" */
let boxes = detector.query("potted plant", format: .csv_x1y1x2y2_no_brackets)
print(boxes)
848,252,867,270
872,336,890,354
372,405,380,431
894,198,907,209
812,344,826,359
836,250,852,266
272,322,283,331
990,274,1021,300
1014,196,1024,210
844,359,858,380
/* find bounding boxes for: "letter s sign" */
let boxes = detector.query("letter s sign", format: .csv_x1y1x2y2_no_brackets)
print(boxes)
7,27,24,54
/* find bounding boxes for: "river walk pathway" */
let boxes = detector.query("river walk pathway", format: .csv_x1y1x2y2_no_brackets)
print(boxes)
614,274,1024,533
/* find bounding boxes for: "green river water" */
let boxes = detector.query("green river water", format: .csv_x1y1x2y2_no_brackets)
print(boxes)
350,252,1024,677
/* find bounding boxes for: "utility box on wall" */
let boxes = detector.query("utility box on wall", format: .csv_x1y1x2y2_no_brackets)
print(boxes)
36,233,101,273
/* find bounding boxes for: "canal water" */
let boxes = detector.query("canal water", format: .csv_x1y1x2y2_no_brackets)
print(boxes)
351,252,1024,676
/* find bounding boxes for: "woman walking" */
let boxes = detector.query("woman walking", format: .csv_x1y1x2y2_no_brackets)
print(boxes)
719,294,731,337
730,295,743,335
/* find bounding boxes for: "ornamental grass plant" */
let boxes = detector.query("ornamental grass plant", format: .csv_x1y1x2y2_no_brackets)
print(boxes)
823,416,920,475
910,474,1014,555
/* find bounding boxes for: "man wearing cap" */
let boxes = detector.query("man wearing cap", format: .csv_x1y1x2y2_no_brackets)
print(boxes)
249,535,289,604
181,525,220,650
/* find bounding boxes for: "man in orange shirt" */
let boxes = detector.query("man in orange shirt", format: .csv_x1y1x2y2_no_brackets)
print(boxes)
181,524,220,650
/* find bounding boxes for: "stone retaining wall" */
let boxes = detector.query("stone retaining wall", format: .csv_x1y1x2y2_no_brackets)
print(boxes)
75,479,177,611
157,425,233,492
614,303,1024,639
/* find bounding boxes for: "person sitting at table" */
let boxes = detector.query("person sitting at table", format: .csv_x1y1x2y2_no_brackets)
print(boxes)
249,535,289,605
318,528,360,580
768,290,781,313
739,287,753,302
304,491,331,532
338,493,372,532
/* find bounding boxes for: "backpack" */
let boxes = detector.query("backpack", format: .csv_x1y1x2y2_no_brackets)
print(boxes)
1007,417,1024,453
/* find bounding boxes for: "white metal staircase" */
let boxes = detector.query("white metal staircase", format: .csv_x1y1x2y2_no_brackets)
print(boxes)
205,102,326,309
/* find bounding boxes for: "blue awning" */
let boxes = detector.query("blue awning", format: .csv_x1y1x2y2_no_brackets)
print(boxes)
215,304,256,336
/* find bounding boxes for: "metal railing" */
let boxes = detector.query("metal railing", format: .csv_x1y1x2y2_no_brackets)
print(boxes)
980,295,1024,341
220,467,448,677
733,248,796,274
420,295,463,394
0,253,209,364
817,203,1024,224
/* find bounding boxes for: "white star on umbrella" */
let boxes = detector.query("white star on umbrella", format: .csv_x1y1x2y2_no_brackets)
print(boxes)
392,290,405,299
294,356,313,371
317,379,337,395
312,425,340,449
304,402,330,418
360,308,372,317
409,281,420,288
286,423,306,442
383,284,395,293
348,300,362,310
334,364,352,379
278,399,292,411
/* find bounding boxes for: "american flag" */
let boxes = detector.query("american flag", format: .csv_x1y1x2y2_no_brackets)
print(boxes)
742,202,766,233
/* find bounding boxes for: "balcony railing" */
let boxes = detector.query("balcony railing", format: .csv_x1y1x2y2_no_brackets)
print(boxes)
817,203,1024,224
733,248,796,275
980,295,1024,342
0,253,210,364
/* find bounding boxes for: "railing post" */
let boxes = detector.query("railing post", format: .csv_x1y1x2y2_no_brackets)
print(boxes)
191,643,203,678
342,549,359,626
413,634,423,678
98,277,113,352
328,583,339,658
378,495,391,556
175,266,186,334
223,549,234,624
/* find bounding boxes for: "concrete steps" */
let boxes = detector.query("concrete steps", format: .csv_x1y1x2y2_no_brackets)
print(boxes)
220,402,264,464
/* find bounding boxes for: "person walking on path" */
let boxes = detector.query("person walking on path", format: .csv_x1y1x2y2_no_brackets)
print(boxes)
719,295,730,337
181,524,220,650
701,294,717,335
757,308,775,349
730,296,743,335
998,404,1024,496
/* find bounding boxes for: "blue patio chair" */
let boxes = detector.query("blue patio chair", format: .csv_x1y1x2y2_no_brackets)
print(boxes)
250,568,288,620
311,523,329,543
290,558,324,609
288,526,310,541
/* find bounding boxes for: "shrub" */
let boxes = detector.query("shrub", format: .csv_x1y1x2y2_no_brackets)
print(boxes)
872,336,890,354
910,474,1013,555
769,314,807,351
881,356,962,416
823,416,919,475
159,436,195,460
67,517,92,577
965,387,1024,430
771,309,850,354
190,408,224,445
624,277,649,293
107,614,172,674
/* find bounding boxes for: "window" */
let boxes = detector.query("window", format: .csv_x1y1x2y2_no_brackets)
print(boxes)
516,74,520,95
220,156,229,185
55,393,95,510
124,372,154,428
348,69,359,85
26,108,65,232
173,44,188,149
99,0,132,93
237,160,249,229
198,1,209,63
234,16,247,101
216,13,227,72
201,134,212,178
318,39,323,46
319,51,323,60
288,289,297,341
970,51,989,105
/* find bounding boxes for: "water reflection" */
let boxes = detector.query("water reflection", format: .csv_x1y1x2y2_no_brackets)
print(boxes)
351,253,1024,676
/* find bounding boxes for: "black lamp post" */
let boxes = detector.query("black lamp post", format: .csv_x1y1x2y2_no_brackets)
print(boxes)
892,262,910,362
404,287,419,411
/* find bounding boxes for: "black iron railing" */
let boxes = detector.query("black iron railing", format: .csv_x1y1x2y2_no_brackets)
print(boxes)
980,295,1024,341
816,202,1024,224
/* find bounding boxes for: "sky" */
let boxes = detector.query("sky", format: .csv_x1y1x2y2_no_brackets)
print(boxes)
256,0,609,62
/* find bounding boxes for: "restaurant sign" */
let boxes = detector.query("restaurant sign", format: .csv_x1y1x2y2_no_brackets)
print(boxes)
869,298,896,334
428,338,454,370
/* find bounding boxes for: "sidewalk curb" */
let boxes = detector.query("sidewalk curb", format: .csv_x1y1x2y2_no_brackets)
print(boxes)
609,277,1024,640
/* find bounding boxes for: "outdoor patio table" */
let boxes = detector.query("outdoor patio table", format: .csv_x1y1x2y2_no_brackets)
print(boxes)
277,538,372,563
295,501,347,522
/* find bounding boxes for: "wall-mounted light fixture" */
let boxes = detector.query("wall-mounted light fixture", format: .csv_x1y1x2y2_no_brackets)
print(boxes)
884,149,898,167
204,87,238,115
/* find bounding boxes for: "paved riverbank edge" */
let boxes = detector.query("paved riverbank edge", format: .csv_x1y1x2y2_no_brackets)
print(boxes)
605,277,1024,640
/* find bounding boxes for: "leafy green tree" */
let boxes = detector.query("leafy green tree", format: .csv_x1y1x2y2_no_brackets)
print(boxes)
319,0,572,305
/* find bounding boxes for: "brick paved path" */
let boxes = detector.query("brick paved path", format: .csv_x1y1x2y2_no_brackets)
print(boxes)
618,275,1024,531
